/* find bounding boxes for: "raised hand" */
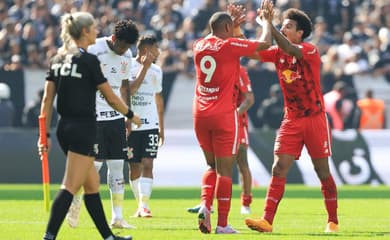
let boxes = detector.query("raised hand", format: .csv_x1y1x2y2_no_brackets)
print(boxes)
262,0,274,22
140,51,156,68
227,4,246,28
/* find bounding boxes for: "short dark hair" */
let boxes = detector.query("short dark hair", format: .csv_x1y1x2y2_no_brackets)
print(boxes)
283,8,312,40
137,35,158,50
114,19,139,44
209,12,233,32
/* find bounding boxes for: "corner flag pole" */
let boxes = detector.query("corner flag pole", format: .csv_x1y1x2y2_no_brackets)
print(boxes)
38,114,51,212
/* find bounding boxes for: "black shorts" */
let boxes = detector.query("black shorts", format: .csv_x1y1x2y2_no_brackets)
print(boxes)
57,118,97,157
127,129,159,163
96,118,127,160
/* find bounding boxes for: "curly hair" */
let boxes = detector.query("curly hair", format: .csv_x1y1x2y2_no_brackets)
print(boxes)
114,19,139,44
283,8,312,40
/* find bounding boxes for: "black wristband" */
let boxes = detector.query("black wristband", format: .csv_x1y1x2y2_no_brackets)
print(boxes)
125,109,134,119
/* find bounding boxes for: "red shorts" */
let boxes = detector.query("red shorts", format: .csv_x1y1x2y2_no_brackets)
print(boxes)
275,112,332,159
194,111,239,158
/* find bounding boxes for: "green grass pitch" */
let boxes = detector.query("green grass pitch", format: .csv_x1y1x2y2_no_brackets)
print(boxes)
0,184,389,239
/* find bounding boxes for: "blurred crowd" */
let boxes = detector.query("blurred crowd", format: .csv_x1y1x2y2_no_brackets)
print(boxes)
0,0,389,129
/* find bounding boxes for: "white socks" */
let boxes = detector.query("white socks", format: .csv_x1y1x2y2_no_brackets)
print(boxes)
139,177,153,209
130,177,153,209
130,178,140,203
106,160,125,220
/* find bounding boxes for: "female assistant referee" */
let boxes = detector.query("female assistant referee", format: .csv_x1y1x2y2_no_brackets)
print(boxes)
37,11,140,240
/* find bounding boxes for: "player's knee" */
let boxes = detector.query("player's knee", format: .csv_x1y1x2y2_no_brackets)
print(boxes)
272,163,288,177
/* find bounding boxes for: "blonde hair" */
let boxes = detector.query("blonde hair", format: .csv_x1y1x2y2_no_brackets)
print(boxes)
58,12,95,56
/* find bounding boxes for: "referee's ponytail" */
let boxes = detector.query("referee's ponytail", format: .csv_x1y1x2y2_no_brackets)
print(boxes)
58,12,95,56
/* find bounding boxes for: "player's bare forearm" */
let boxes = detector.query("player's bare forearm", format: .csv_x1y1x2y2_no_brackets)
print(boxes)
99,82,128,115
129,66,148,95
156,93,165,146
271,26,302,58
120,79,130,106
130,52,155,95
238,92,254,115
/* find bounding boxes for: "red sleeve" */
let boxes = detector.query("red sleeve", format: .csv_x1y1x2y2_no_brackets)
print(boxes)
299,42,320,64
227,38,259,57
258,45,278,63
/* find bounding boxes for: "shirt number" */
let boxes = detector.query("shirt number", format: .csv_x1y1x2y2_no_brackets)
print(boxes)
200,55,216,83
148,133,159,147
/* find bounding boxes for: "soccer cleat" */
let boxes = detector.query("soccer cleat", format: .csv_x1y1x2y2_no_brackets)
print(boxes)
215,225,239,234
240,205,251,215
113,235,132,240
66,197,82,228
245,218,273,233
110,218,136,229
187,204,202,213
198,205,211,234
133,207,152,218
187,204,214,214
324,222,339,233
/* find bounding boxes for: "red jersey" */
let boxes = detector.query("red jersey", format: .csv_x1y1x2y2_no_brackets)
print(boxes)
193,36,258,117
236,66,252,128
259,42,324,118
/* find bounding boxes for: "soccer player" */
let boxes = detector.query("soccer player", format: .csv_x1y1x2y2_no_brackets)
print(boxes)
38,11,140,240
192,2,273,234
235,65,255,215
245,7,339,233
127,35,164,218
66,19,154,229
186,66,254,215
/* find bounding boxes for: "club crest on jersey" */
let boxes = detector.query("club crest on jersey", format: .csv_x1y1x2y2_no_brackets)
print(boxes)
281,69,300,84
120,61,128,73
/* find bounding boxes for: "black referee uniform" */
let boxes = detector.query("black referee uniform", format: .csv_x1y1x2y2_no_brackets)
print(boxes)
46,49,106,156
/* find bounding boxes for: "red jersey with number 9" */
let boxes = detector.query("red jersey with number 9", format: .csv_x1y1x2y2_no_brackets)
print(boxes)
193,36,258,117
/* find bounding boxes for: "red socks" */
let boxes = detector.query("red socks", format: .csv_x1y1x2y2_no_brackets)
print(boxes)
261,175,338,225
241,193,252,207
200,169,216,210
215,175,232,227
263,176,286,224
321,175,338,224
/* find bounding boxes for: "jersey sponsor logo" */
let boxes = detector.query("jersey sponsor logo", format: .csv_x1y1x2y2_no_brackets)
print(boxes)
145,147,157,153
281,69,301,84
140,118,150,124
99,110,120,118
131,95,151,106
198,95,218,101
230,42,248,48
51,63,82,78
194,41,222,52
198,85,220,93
